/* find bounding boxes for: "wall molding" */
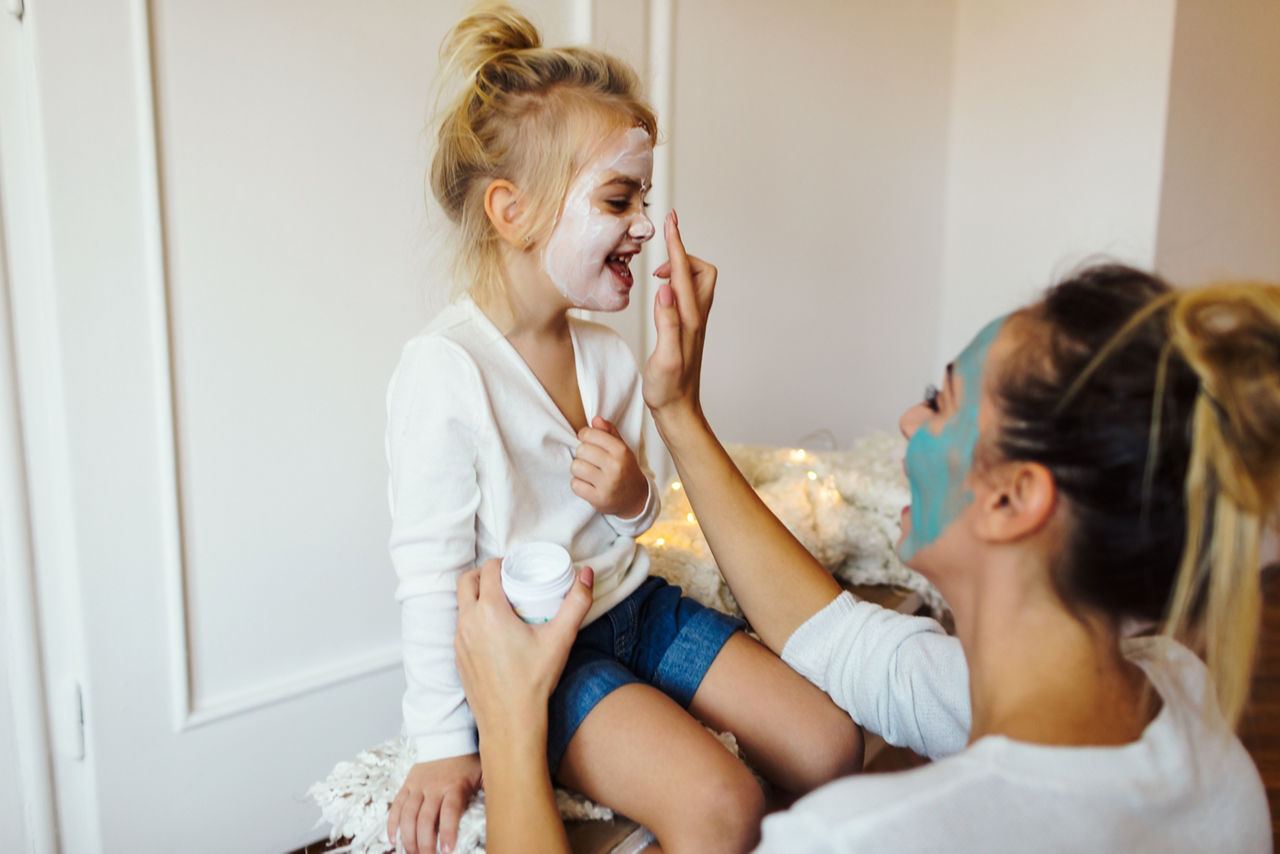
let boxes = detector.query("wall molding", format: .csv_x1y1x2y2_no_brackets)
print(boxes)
132,0,409,732
184,644,402,731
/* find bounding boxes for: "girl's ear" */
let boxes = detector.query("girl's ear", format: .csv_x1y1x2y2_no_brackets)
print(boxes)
974,461,1056,544
483,179,527,246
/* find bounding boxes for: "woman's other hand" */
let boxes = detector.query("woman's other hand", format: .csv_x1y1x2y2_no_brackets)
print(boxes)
644,210,717,421
387,753,482,854
454,559,594,734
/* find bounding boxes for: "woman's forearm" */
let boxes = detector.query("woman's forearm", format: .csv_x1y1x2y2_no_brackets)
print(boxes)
655,406,842,653
477,722,570,854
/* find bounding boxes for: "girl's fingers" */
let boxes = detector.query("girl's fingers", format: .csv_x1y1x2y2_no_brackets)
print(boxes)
576,426,624,454
590,416,621,437
569,477,594,503
415,796,441,854
399,791,425,852
438,789,467,854
569,456,603,482
652,261,671,279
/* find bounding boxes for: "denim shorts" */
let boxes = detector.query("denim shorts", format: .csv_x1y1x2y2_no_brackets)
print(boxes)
545,575,745,772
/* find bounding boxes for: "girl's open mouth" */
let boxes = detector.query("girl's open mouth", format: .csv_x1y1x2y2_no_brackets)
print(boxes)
607,254,634,286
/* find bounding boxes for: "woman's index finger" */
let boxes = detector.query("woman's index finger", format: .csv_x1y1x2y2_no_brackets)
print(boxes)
662,211,697,326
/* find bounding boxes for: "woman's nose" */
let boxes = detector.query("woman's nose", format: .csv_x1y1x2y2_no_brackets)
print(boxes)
899,403,929,440
630,213,655,242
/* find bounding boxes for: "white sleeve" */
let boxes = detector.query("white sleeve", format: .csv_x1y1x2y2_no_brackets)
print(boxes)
781,592,971,760
386,336,483,761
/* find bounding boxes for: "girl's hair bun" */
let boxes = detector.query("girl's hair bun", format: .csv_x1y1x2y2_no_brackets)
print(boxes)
441,4,541,83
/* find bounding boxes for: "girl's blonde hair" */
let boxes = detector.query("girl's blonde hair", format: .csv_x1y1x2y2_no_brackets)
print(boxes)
429,3,657,307
994,267,1280,727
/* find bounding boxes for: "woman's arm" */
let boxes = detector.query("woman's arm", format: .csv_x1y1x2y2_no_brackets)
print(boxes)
643,211,843,653
453,560,595,854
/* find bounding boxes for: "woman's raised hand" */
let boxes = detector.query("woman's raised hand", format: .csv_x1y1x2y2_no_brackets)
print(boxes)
644,210,717,422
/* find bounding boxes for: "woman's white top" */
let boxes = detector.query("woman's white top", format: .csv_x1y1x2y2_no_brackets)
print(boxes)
761,592,1271,853
385,297,658,762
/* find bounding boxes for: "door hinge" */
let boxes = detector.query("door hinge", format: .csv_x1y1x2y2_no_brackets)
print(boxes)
67,679,85,761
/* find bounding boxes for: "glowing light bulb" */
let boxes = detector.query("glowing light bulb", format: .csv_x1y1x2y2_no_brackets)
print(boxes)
686,512,696,524
671,481,682,491
655,537,665,546
790,449,806,461
807,471,817,480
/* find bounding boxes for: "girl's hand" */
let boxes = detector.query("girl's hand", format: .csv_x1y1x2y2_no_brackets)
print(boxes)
644,210,717,421
387,754,482,854
454,559,594,735
570,416,649,518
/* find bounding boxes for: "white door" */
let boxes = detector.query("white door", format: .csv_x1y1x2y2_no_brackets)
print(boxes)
0,1,582,851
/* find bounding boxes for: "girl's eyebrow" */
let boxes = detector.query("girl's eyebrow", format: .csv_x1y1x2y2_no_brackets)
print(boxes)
600,175,644,191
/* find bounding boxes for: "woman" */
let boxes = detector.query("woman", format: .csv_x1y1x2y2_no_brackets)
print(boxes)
453,212,1278,852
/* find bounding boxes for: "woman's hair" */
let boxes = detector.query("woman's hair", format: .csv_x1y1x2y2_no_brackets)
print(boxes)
992,264,1280,727
429,3,657,307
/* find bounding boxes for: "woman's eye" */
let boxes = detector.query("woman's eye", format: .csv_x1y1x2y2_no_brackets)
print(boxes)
606,199,630,213
923,384,940,413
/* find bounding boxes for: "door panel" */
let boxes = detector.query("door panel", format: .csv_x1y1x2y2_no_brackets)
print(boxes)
10,1,576,850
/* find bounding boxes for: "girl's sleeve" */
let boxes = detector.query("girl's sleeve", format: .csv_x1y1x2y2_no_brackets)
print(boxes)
781,592,971,760
602,345,660,537
386,336,483,762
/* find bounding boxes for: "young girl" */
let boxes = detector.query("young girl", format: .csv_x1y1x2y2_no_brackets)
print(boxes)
384,6,862,853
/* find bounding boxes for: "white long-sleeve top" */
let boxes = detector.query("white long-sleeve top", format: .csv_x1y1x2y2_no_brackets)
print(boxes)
385,297,659,762
759,592,1271,852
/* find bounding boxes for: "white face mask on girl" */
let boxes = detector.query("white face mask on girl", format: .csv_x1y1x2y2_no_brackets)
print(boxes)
541,126,655,311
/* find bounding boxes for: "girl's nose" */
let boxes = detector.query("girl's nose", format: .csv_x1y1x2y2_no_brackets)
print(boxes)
899,403,930,440
630,213,655,241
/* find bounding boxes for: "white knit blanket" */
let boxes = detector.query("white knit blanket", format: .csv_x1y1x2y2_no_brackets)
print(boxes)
309,434,940,853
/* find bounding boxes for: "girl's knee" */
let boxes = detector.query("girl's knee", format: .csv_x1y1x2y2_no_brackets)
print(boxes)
657,763,764,854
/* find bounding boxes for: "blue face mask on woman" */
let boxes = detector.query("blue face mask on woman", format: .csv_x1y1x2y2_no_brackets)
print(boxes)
898,317,1005,563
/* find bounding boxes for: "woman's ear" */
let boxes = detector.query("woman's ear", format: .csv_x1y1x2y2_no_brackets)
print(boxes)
483,179,527,246
974,461,1056,544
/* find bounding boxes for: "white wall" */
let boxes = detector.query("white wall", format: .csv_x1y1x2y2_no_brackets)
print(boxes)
937,0,1178,362
1155,0,1280,285
672,0,957,447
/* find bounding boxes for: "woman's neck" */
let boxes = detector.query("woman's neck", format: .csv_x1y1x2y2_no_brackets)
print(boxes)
953,560,1155,748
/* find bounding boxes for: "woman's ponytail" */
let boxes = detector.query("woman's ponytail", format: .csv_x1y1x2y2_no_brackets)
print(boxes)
1163,284,1280,726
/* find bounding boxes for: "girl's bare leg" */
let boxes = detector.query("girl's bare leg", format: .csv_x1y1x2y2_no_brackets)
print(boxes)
556,683,765,854
689,632,864,794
